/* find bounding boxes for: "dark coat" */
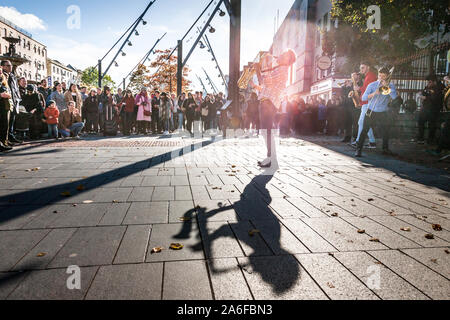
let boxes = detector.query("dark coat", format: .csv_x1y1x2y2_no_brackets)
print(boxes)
84,96,99,114
5,72,21,114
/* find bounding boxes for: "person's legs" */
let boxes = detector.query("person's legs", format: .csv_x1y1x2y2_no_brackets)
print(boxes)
417,109,426,141
357,106,375,143
356,114,374,156
70,122,85,137
47,124,53,138
60,129,70,138
427,111,439,144
0,108,11,146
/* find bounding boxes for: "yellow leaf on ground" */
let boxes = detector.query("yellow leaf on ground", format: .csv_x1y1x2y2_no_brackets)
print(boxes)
249,229,260,237
179,217,192,222
36,252,47,257
76,185,85,191
400,227,411,232
151,247,163,254
60,191,71,197
425,234,435,239
357,229,366,234
169,243,184,250
432,224,442,231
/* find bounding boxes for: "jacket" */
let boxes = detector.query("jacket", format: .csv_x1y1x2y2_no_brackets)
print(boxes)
58,109,82,130
64,90,83,112
49,90,66,111
360,71,377,106
5,71,21,114
44,107,60,125
84,96,99,114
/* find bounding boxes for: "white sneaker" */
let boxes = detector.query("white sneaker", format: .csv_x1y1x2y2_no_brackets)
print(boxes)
163,131,170,135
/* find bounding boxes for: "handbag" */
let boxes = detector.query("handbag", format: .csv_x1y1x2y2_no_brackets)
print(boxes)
201,108,209,117
144,110,151,117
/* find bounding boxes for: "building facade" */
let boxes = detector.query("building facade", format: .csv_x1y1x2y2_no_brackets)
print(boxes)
46,59,81,87
0,15,47,83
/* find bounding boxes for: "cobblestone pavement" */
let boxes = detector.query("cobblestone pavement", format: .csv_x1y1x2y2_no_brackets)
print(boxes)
0,135,449,300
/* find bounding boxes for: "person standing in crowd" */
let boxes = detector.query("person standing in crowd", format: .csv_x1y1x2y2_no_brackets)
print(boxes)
208,94,218,132
22,84,45,140
160,92,172,135
61,82,67,93
201,95,211,132
96,87,104,132
246,92,260,136
258,97,277,168
317,98,327,134
416,75,445,144
136,87,151,135
170,93,177,132
64,84,83,115
84,89,99,134
183,92,197,135
177,92,186,132
38,79,51,102
151,90,161,134
44,100,59,140
49,82,66,112
80,86,88,102
18,77,27,99
115,88,124,105
353,62,377,149
58,101,85,139
100,86,116,134
120,90,135,136
355,67,398,157
341,80,356,143
0,72,13,151
1,60,23,145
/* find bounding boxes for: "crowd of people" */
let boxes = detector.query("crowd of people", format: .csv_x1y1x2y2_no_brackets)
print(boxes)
1,57,449,157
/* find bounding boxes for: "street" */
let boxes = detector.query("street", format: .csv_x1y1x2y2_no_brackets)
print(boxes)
0,134,449,300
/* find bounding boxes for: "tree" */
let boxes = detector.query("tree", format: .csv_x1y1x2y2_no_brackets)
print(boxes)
329,0,449,73
146,49,191,95
128,64,150,93
81,66,115,89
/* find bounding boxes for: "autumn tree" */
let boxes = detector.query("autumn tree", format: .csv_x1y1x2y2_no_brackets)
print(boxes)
329,0,449,73
128,64,150,93
146,49,191,95
81,66,115,89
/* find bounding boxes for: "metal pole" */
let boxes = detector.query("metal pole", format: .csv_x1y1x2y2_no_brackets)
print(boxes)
203,68,218,94
98,59,102,88
229,0,241,119
123,78,126,91
196,74,208,94
199,27,228,91
177,40,183,97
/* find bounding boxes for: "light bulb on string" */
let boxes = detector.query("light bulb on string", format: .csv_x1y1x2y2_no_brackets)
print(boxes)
135,30,140,36
209,26,216,33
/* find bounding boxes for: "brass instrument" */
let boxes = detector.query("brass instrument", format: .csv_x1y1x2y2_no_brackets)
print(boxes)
238,64,257,90
350,73,362,109
366,67,395,118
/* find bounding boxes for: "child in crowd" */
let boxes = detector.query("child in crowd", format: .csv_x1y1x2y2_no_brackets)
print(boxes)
44,100,60,140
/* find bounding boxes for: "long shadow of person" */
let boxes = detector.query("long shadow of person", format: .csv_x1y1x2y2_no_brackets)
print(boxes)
174,152,301,296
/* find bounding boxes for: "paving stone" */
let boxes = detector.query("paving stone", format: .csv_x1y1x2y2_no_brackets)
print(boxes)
281,219,336,253
207,258,253,300
146,223,205,262
0,272,28,299
114,225,151,264
174,186,192,201
98,203,130,226
7,266,98,300
170,175,189,186
152,186,175,201
206,185,241,200
195,199,238,222
400,195,450,215
301,218,387,251
163,260,212,300
342,216,420,249
0,205,47,230
380,195,443,216
199,221,245,259
268,198,307,219
237,255,327,300
401,248,450,279
86,263,163,300
123,202,168,225
127,186,154,202
295,253,378,300
229,221,273,257
168,200,195,223
394,215,450,242
325,196,388,217
13,228,77,271
141,176,171,187
48,226,126,268
285,198,328,218
333,251,429,300
0,229,49,272
368,250,450,300
47,204,110,228
369,216,450,248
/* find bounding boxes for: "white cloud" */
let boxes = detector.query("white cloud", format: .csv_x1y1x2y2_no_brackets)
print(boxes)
0,6,47,31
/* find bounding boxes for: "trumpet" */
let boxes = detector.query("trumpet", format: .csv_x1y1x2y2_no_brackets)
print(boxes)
366,67,395,117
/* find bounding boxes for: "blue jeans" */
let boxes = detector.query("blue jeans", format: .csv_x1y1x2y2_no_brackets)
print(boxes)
48,124,58,138
60,122,85,138
177,112,183,130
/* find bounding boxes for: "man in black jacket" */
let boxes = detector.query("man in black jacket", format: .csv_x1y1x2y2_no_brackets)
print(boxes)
417,75,445,144
1,60,23,144
151,91,161,134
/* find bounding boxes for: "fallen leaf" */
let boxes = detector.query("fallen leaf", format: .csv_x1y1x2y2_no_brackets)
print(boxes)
36,252,47,257
249,229,260,237
326,282,335,289
60,191,71,197
357,229,366,234
432,224,442,231
69,253,78,258
178,217,192,222
112,200,119,203
76,185,85,191
369,238,380,242
83,200,93,204
400,227,411,232
368,198,375,202
425,234,434,239
72,204,77,207
169,243,184,250
331,213,338,217
445,249,449,254
151,247,163,254
430,258,438,264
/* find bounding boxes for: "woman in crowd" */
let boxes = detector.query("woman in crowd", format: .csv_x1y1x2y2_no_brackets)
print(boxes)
177,92,186,131
135,87,151,135
201,95,211,132
318,98,327,134
183,92,197,135
120,90,136,136
207,95,218,131
48,82,66,112
160,92,173,135
84,89,99,134
64,83,83,115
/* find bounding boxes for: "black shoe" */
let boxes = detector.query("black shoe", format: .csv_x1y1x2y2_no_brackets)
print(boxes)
0,143,13,151
9,136,23,144
354,149,362,157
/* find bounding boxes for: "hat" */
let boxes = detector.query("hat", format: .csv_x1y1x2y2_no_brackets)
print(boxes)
48,100,56,106
26,84,35,92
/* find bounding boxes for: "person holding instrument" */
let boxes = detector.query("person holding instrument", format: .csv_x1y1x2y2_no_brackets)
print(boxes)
355,67,397,158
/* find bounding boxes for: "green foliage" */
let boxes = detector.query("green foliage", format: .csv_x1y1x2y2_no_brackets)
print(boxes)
81,66,115,89
330,0,449,73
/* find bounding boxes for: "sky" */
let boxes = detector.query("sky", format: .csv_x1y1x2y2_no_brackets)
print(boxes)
0,0,293,92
